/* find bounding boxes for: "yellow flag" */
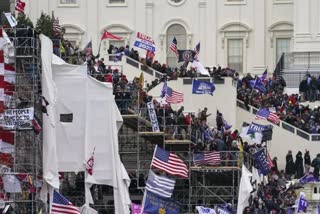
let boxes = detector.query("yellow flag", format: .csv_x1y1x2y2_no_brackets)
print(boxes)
60,42,65,54
139,72,144,89
38,209,42,214
238,140,243,166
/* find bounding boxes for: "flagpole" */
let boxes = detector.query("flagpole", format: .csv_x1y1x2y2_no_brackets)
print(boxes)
98,39,102,55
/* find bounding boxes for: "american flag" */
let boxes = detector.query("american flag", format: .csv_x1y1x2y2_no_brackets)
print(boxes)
194,42,200,59
255,108,280,124
146,170,176,198
151,145,188,178
53,18,62,36
15,0,25,14
169,37,178,56
51,190,80,214
193,151,221,166
162,83,183,104
266,151,274,169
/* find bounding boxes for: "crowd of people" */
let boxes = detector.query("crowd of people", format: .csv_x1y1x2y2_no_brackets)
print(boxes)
80,43,320,213
237,73,320,134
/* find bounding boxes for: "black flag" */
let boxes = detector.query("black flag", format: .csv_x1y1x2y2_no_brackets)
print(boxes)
178,50,196,62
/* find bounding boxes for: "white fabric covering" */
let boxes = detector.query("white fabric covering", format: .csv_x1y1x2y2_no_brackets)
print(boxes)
40,34,130,213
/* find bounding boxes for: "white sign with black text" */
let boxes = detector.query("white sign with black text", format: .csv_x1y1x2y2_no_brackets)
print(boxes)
147,102,160,132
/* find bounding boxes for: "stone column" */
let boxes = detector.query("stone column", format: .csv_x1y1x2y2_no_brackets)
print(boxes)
252,0,266,74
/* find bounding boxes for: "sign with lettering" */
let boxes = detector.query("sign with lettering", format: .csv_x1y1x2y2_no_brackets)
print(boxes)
1,107,34,130
134,32,156,52
247,122,269,135
147,102,160,132
253,148,269,175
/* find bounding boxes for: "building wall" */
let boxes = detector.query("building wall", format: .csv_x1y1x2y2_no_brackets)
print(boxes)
24,0,295,74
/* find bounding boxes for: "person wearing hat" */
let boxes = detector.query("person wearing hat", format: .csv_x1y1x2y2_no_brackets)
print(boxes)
311,153,320,179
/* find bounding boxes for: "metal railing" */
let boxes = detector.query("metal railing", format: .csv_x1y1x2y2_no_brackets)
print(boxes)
236,99,320,141
283,52,320,70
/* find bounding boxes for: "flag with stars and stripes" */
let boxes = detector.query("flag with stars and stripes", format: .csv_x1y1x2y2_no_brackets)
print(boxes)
169,37,178,56
193,151,221,166
151,145,188,178
51,190,80,214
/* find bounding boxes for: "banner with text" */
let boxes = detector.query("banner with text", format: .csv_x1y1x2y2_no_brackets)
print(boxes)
1,107,34,130
134,32,156,52
147,102,160,132
253,148,269,175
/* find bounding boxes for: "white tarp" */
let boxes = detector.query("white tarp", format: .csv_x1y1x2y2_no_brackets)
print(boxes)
40,34,130,214
237,165,253,214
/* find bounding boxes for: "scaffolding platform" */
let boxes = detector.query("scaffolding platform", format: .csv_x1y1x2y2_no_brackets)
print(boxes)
190,166,241,172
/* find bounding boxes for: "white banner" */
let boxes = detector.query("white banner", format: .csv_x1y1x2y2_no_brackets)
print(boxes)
196,206,216,214
4,13,17,28
2,107,34,130
147,102,160,132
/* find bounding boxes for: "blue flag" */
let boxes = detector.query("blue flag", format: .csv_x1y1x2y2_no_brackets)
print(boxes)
192,79,215,95
247,122,270,134
252,149,269,175
286,208,294,214
250,77,267,94
143,191,180,214
216,204,235,214
299,173,320,184
297,196,308,213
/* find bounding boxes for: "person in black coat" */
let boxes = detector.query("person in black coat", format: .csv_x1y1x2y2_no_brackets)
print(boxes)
285,150,295,179
311,154,320,179
304,150,311,173
295,151,304,178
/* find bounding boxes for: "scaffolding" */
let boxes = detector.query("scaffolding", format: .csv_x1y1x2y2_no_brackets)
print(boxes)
1,29,244,213
1,28,42,213
117,92,244,214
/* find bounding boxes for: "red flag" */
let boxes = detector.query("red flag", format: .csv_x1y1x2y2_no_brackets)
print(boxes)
15,0,26,14
32,118,42,134
86,147,95,175
101,31,122,40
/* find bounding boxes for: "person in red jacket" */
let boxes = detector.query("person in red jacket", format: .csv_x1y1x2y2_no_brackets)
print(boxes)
104,73,113,83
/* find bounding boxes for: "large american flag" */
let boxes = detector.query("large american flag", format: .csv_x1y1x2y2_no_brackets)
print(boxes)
151,145,188,178
194,42,200,59
165,87,183,104
193,151,221,166
51,190,80,214
169,37,178,56
255,108,280,124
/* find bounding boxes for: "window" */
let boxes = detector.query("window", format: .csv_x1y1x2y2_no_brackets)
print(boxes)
166,24,187,67
108,0,126,4
60,0,77,4
60,114,73,123
108,40,125,49
228,39,243,73
276,38,290,62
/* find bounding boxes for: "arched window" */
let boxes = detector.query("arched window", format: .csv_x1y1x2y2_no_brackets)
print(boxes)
166,24,186,67
314,187,318,194
101,24,132,57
